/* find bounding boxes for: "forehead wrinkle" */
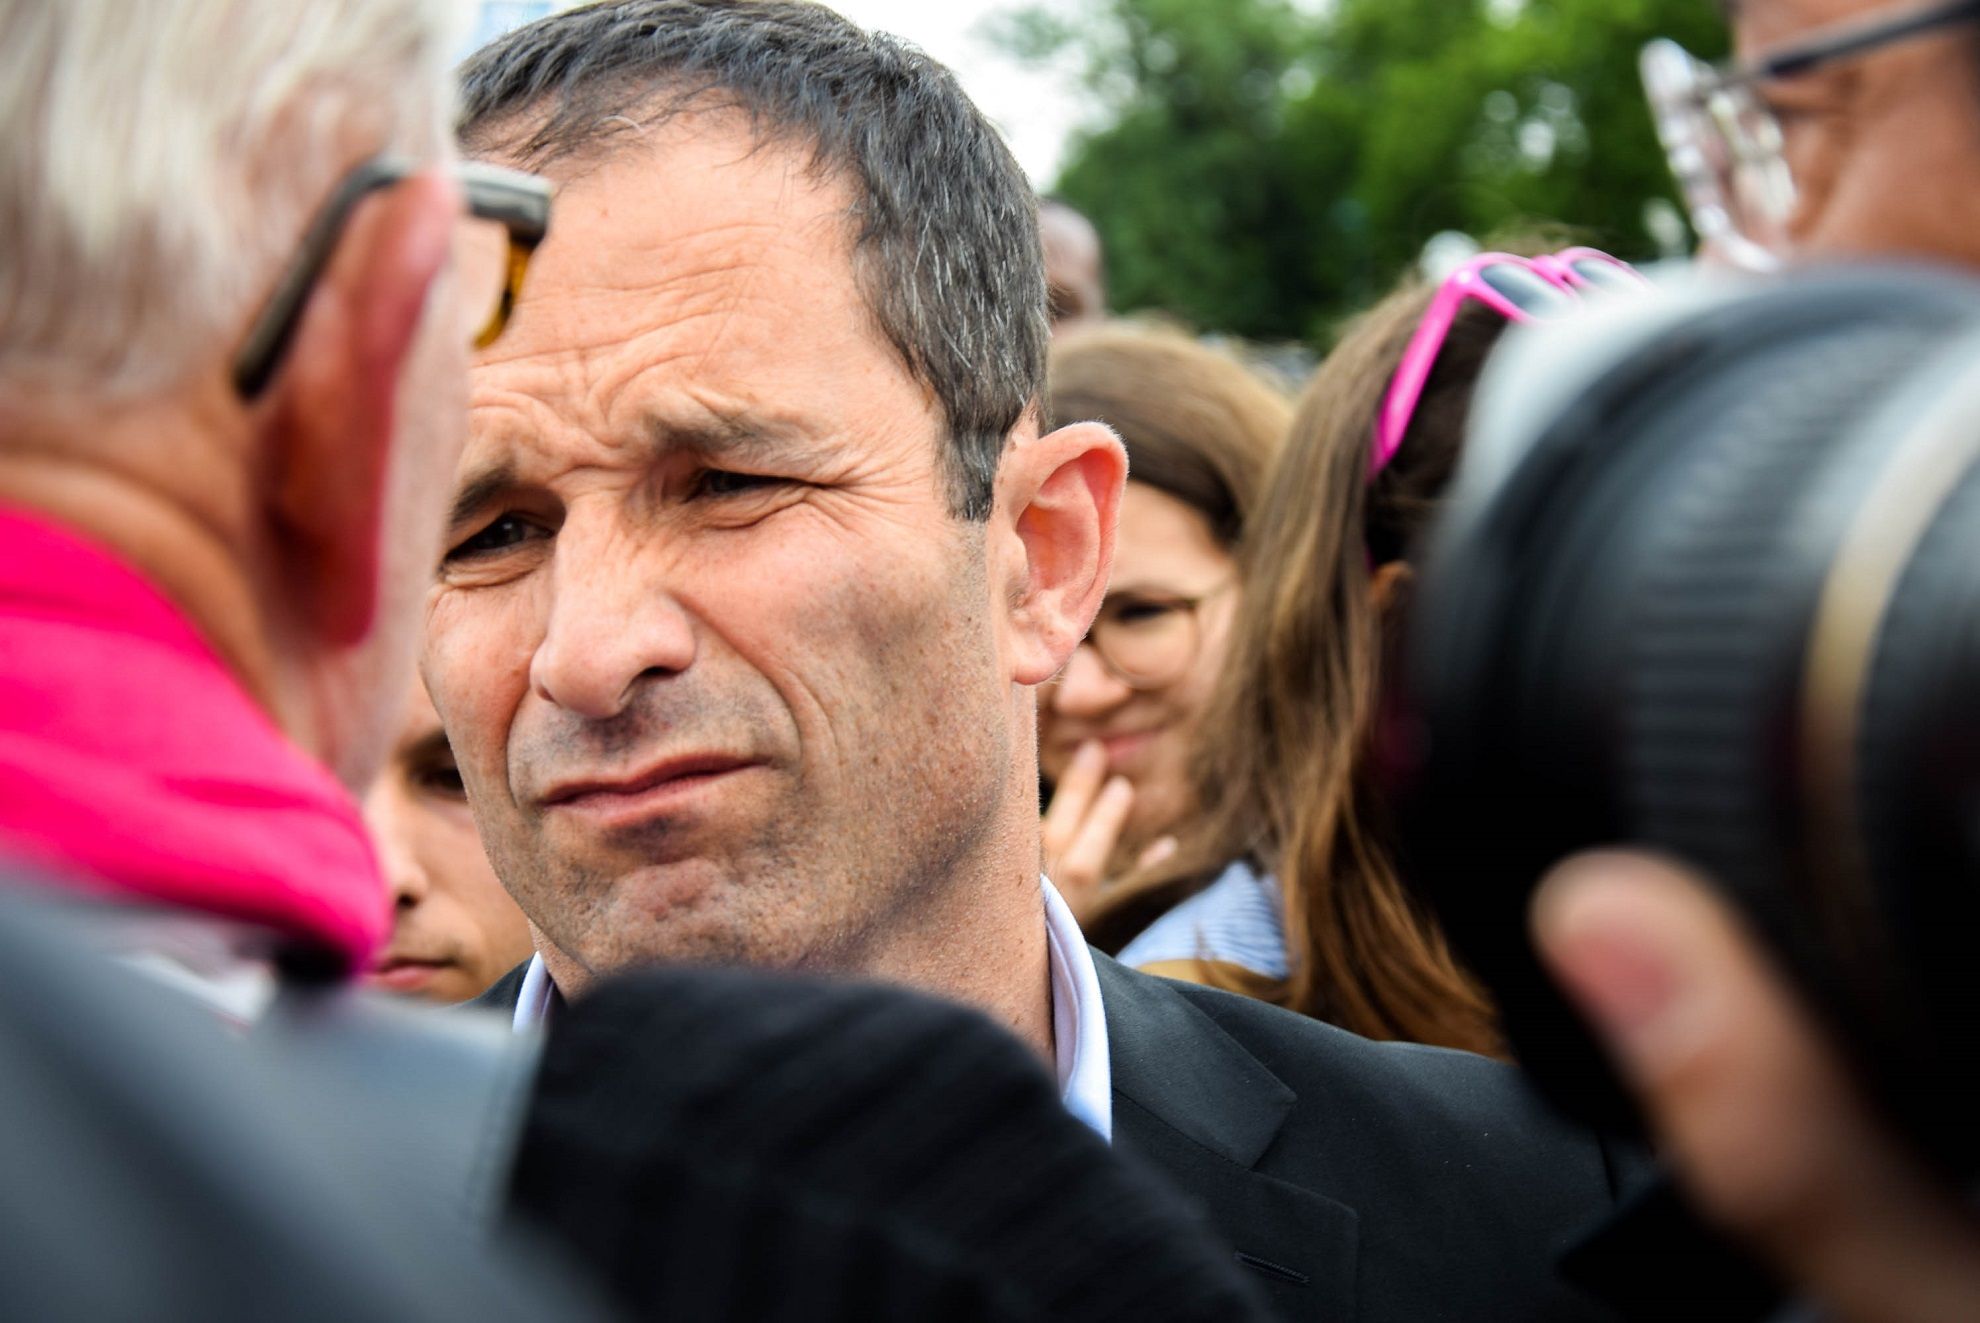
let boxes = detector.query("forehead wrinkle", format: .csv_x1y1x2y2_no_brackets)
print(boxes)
639,392,827,466
452,382,835,523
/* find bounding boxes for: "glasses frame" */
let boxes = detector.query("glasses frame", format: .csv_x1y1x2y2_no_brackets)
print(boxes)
231,154,552,400
1641,0,1980,267
1059,579,1237,692
1373,252,1633,478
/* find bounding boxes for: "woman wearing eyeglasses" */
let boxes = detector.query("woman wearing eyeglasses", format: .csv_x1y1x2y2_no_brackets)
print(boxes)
1037,324,1290,929
1085,251,1644,1055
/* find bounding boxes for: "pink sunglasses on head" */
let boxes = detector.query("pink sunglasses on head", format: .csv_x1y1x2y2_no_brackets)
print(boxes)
1370,248,1648,477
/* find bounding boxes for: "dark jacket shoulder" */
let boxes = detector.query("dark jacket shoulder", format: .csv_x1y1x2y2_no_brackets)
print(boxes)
1098,955,1637,1322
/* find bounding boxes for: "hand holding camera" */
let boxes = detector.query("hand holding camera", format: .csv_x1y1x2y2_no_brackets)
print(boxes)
1538,849,1980,1323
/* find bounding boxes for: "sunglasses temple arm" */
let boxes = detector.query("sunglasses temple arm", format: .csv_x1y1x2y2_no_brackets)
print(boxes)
1372,288,1472,476
1759,0,1980,79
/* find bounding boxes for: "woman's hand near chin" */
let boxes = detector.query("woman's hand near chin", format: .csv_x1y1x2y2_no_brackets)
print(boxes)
1042,739,1136,925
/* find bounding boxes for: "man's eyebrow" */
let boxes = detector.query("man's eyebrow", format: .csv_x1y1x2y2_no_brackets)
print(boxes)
444,415,824,531
645,410,823,464
447,464,518,530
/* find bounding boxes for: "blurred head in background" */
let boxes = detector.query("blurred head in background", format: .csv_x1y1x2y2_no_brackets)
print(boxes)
1040,198,1108,334
364,681,534,1002
1089,277,1512,1056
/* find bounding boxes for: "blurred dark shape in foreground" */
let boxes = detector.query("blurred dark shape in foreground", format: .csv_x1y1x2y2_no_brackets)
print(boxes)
0,878,608,1323
1397,264,1980,1312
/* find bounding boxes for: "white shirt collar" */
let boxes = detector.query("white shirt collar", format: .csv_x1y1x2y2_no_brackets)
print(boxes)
1040,875,1113,1140
509,878,1113,1142
511,945,556,1034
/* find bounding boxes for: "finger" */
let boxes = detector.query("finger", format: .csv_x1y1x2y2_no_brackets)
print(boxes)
1055,776,1134,911
1042,740,1108,859
1533,851,1980,1323
1136,835,1179,870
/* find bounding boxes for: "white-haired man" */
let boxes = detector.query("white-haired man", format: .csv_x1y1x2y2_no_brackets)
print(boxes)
0,0,547,996
0,2,593,1315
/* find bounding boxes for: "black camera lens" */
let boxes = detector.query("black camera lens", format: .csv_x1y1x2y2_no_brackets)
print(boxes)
1394,266,1980,1179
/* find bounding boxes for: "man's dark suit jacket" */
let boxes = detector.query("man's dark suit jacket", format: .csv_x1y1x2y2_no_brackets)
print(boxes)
478,951,1636,1322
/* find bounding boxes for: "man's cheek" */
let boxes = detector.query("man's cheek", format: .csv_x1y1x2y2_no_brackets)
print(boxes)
419,622,510,800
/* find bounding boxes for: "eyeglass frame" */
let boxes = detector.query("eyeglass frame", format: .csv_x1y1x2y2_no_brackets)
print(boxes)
1051,578,1239,692
1372,250,1646,479
231,154,552,400
1640,0,1980,265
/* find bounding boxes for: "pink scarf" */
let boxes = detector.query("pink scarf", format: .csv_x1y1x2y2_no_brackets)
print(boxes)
0,505,387,974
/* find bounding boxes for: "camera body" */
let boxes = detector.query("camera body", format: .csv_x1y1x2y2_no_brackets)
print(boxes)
1395,266,1980,1180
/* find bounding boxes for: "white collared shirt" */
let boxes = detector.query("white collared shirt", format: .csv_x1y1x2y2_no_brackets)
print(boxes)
510,877,1113,1142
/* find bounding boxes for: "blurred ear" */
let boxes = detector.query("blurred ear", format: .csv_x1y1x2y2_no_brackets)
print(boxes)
1370,559,1414,616
993,418,1127,686
259,170,458,647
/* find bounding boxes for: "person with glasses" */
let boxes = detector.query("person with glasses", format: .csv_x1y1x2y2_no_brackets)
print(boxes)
1540,5,1980,1317
0,1,612,1318
1038,324,1288,927
1089,250,1644,1055
0,0,548,1019
1645,0,1980,269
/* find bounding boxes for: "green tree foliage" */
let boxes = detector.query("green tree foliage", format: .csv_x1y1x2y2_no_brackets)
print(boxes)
994,0,1727,343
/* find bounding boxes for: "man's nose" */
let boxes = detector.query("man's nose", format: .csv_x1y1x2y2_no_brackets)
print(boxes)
362,785,430,912
530,535,698,720
1048,645,1132,718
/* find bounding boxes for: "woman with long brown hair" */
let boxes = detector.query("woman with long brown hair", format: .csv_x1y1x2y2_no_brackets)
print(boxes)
1037,323,1288,919
1088,254,1639,1056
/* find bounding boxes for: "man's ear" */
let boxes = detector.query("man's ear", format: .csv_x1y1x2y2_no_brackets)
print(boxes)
259,169,459,647
996,418,1127,686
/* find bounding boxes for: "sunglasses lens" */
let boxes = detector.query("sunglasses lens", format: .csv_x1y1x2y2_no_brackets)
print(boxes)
455,214,516,348
1479,263,1576,318
1570,258,1641,292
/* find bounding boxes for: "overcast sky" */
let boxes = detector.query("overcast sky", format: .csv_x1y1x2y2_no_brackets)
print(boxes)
823,0,1088,185
816,0,1090,186
469,0,1090,185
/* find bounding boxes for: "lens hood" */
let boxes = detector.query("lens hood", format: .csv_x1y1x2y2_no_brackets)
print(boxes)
1396,263,1980,1177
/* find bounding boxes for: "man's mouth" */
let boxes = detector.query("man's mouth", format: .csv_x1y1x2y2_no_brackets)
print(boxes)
367,957,450,993
537,753,761,825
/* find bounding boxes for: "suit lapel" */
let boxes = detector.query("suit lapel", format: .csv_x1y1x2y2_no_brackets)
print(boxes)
471,961,530,1017
1096,954,1359,1322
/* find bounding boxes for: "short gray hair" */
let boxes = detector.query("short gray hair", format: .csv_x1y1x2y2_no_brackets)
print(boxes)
457,0,1048,520
0,0,459,399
